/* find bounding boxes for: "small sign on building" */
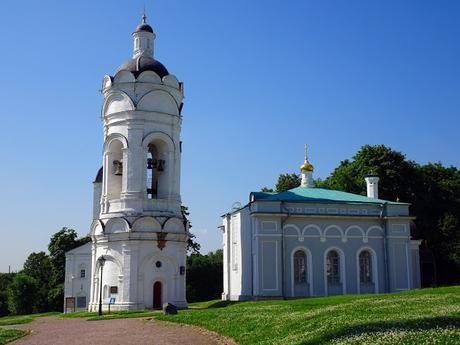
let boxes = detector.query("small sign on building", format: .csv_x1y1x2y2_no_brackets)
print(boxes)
65,297,76,313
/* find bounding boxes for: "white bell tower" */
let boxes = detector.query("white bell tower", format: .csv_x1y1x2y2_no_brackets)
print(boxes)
89,15,188,310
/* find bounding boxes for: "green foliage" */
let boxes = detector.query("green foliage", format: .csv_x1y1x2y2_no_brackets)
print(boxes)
0,273,14,317
7,273,38,315
0,292,8,317
275,173,301,192
23,252,53,312
48,227,91,286
260,187,274,192
47,284,64,312
0,329,29,345
157,286,460,345
181,205,201,254
186,250,223,302
323,144,418,201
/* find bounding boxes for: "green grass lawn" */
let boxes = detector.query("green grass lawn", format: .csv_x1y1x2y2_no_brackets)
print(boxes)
0,329,29,345
157,286,460,345
0,312,60,326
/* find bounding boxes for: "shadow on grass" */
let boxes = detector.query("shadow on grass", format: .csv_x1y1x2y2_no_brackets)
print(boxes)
307,316,460,345
205,301,239,309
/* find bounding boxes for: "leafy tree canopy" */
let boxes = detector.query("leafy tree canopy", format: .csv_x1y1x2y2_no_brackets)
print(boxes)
7,272,38,315
48,227,91,285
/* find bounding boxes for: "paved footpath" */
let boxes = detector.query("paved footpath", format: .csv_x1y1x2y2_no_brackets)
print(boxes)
9,316,234,345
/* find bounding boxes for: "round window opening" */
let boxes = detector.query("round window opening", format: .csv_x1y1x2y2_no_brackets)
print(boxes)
155,261,162,268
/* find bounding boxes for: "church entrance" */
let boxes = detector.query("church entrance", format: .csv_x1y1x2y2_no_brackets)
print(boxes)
153,282,162,309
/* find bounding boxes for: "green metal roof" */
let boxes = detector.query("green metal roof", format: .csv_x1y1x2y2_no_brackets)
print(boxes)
250,186,406,205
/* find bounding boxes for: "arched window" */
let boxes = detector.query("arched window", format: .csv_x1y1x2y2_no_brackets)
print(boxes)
359,250,372,284
294,250,307,283
326,250,340,284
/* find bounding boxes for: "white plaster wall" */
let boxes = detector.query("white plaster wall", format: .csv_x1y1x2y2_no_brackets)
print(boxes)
64,244,92,310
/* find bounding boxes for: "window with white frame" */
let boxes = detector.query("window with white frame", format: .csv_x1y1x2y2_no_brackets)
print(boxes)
359,250,373,284
80,269,86,278
294,250,307,283
326,250,340,284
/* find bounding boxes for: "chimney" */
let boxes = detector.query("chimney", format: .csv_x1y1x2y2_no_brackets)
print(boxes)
365,174,379,199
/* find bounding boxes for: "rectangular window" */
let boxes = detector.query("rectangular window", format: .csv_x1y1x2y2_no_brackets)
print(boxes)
80,269,85,278
76,296,86,308
110,286,118,294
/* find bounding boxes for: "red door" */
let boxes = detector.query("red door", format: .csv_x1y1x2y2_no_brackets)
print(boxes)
153,282,162,309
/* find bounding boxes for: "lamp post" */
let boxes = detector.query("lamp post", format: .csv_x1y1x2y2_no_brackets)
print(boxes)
98,256,106,316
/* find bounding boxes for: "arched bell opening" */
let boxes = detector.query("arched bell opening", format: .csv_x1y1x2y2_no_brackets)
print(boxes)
105,139,124,202
146,140,170,200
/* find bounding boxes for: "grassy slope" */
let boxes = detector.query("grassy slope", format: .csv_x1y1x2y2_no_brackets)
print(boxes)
0,312,60,326
0,329,29,345
157,286,460,345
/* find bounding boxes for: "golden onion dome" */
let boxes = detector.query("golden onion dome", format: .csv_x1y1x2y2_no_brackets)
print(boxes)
300,161,314,172
300,144,314,172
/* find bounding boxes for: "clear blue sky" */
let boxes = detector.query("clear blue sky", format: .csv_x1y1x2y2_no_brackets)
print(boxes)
0,0,459,272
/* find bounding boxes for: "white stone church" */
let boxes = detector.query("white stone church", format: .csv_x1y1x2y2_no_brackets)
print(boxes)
64,15,422,310
221,148,422,300
64,15,188,310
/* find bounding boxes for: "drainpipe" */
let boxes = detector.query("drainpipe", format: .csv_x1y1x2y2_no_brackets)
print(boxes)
280,201,291,299
249,202,254,299
380,202,390,293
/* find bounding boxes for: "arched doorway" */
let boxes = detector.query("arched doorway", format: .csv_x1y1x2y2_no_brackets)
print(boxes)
153,282,162,309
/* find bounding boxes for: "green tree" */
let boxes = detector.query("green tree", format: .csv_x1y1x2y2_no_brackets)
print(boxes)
181,206,201,254
23,252,53,312
8,273,38,315
0,273,15,316
48,227,90,286
186,250,223,302
275,173,301,192
323,145,418,202
411,163,460,284
47,284,64,312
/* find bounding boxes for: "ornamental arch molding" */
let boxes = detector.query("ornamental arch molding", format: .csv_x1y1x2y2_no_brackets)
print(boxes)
139,251,179,276
323,225,345,242
90,219,105,236
366,226,384,242
103,133,129,153
163,217,185,233
283,224,301,240
301,224,322,241
104,217,131,234
102,91,135,116
344,225,366,242
137,90,179,115
132,216,162,232
142,131,176,152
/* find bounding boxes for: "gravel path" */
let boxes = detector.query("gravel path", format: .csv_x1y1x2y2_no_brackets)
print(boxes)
9,316,234,345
